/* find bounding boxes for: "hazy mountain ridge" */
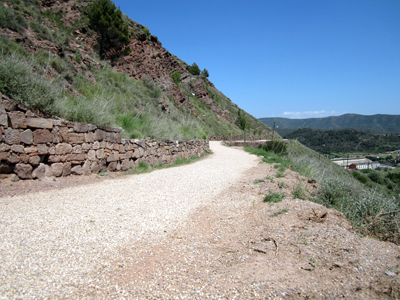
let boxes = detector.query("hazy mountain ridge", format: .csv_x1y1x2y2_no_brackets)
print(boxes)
260,114,400,135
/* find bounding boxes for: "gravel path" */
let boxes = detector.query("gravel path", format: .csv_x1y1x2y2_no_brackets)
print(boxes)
0,141,259,298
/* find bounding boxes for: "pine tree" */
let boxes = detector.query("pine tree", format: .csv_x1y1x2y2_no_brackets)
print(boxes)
188,62,200,75
88,0,130,58
201,68,209,77
237,109,248,145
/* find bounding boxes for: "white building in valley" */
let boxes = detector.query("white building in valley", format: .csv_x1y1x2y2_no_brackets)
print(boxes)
331,158,380,170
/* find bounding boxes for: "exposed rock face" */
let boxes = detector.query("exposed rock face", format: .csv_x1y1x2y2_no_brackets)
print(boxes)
30,0,236,125
0,95,209,180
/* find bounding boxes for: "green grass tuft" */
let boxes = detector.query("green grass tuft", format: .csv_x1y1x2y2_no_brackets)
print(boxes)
271,208,289,217
264,192,285,203
293,184,307,200
258,140,288,155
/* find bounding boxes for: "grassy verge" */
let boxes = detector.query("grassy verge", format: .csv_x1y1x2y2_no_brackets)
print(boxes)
245,146,291,171
246,141,400,245
289,141,400,244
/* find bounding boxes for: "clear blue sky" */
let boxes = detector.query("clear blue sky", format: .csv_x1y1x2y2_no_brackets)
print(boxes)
113,0,400,119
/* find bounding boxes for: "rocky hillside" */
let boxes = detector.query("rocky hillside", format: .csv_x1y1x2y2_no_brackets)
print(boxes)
0,0,270,140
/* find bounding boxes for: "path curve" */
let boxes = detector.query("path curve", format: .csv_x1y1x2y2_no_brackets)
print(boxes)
0,141,259,298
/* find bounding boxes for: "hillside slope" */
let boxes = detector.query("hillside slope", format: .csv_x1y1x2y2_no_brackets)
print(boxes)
0,0,270,140
260,114,400,135
285,128,400,154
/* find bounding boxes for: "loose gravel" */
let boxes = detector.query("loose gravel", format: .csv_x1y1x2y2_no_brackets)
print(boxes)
0,141,259,298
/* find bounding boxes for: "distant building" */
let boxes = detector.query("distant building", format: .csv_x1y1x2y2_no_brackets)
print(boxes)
331,158,380,170
349,164,357,170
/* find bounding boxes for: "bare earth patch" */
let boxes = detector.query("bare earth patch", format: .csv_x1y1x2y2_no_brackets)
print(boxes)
1,144,400,299
105,161,400,299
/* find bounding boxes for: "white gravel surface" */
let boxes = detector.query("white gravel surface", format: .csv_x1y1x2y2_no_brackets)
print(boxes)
0,141,259,298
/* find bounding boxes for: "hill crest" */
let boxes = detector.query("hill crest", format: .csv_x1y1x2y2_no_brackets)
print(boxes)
0,0,270,140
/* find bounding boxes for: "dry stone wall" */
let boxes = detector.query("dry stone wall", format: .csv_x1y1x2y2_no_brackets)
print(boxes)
209,135,266,141
0,94,209,180
224,140,288,148
224,141,266,148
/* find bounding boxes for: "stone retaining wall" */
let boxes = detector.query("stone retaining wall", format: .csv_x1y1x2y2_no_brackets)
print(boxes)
209,135,266,141
224,141,266,148
0,94,209,180
225,140,289,148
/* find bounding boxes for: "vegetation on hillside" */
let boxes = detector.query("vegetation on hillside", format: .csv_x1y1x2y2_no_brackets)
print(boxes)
201,68,209,78
88,0,130,58
285,128,400,154
352,168,400,196
0,0,270,140
245,140,400,245
0,2,28,34
188,62,200,76
0,47,208,139
236,109,248,144
258,140,288,155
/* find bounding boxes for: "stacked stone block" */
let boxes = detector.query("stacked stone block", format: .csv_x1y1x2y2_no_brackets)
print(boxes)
0,94,209,180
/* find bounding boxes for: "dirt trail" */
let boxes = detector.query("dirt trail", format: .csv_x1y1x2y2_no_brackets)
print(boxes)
1,142,400,299
106,160,400,299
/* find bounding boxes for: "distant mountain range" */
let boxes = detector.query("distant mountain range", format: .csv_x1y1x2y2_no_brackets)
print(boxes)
259,114,400,136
